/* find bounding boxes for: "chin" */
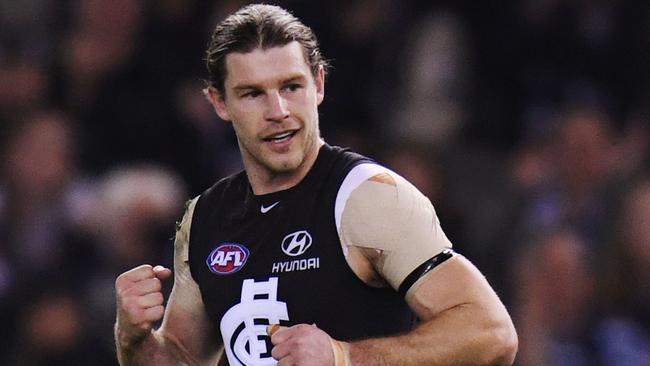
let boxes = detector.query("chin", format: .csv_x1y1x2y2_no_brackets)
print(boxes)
272,161,300,173
268,155,303,173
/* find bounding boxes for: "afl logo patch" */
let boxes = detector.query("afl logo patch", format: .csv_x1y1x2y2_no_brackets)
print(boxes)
281,231,312,257
206,243,250,275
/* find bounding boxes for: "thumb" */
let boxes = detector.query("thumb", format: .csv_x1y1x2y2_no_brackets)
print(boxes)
153,265,172,281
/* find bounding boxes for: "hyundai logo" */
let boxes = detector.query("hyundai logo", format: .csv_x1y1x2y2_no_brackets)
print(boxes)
281,231,312,256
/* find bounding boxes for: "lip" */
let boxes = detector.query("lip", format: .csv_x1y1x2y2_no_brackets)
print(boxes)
262,129,299,151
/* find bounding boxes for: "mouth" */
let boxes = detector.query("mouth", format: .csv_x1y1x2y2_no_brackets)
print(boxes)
262,130,298,143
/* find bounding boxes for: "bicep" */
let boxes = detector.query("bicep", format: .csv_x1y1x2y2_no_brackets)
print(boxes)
337,167,507,319
158,197,221,364
405,254,508,323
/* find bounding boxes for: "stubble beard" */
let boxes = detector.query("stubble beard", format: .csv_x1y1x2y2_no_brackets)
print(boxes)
240,126,318,177
271,126,317,174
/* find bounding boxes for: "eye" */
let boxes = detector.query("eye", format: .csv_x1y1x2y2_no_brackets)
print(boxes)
283,83,302,92
242,90,262,99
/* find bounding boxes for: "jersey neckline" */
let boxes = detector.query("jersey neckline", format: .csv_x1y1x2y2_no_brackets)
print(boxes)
248,143,335,205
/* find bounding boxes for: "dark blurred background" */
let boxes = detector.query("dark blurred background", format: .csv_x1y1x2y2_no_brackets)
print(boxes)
0,0,648,365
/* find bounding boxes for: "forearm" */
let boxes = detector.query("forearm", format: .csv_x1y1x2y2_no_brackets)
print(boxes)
347,304,517,366
115,325,196,366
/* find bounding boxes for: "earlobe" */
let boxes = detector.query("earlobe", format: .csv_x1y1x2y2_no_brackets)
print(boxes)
205,86,231,121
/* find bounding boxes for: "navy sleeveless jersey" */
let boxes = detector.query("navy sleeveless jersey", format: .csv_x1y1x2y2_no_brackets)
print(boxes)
189,144,414,365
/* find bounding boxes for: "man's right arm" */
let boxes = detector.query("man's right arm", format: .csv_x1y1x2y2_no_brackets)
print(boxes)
115,198,222,365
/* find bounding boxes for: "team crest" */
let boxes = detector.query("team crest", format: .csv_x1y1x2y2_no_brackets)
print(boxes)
207,243,250,275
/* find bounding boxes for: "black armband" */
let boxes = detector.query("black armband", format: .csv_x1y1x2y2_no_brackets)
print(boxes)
398,249,455,297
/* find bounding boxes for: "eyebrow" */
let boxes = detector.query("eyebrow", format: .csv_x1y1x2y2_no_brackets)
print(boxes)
232,74,307,92
233,83,261,92
282,75,307,84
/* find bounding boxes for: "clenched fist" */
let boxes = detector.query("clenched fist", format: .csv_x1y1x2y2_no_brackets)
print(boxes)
268,324,350,366
115,264,172,347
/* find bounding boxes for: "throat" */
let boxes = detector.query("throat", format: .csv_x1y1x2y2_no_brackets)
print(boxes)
245,138,323,195
248,168,304,195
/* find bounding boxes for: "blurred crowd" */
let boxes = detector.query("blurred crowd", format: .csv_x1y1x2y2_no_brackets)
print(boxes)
0,0,648,365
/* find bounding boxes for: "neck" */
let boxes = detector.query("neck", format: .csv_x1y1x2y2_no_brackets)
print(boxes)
247,139,324,195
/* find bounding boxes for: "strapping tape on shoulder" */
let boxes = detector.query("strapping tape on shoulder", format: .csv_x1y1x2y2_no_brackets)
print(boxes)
398,249,455,297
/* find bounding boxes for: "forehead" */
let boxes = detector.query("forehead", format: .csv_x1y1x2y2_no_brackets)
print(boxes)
223,42,311,88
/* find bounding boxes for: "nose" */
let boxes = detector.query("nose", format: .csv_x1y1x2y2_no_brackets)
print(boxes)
264,90,289,122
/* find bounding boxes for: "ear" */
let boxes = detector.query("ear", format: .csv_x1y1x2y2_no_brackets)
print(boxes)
204,86,232,121
315,65,325,106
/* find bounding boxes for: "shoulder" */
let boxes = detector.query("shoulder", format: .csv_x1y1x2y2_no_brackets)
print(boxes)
201,170,248,200
335,163,425,231
315,143,371,170
175,196,200,262
335,162,453,290
192,170,249,220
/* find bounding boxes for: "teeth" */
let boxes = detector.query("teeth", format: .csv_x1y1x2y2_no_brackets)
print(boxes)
269,131,293,140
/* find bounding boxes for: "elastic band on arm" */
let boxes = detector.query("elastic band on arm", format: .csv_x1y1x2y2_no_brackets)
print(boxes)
398,249,455,297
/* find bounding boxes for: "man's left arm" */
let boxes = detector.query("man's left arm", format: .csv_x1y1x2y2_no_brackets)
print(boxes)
343,171,518,365
269,169,517,365
348,253,518,365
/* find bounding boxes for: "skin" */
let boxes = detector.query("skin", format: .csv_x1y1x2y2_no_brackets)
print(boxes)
348,255,518,365
114,41,518,365
207,42,325,195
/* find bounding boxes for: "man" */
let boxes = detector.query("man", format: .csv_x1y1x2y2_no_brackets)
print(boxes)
115,4,517,365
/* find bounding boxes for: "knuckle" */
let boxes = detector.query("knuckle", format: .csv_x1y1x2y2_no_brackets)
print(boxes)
143,293,162,307
115,275,128,290
294,324,310,331
295,324,314,336
116,282,133,297
271,344,287,360
151,277,162,291
136,264,153,272
153,292,164,304
292,327,309,339
149,306,165,321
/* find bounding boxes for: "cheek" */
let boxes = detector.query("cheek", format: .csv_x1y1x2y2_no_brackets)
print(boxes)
229,108,259,134
233,123,257,145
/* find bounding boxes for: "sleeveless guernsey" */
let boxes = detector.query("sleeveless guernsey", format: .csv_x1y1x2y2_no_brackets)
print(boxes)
189,144,414,365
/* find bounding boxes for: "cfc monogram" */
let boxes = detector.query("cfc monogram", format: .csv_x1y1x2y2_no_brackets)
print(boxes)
220,278,289,365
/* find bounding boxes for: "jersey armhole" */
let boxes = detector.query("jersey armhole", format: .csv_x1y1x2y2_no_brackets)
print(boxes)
335,163,390,237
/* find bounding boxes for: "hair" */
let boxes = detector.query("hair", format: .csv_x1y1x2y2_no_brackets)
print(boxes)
205,4,329,94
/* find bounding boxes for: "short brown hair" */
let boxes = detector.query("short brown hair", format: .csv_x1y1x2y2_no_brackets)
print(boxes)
205,4,328,94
